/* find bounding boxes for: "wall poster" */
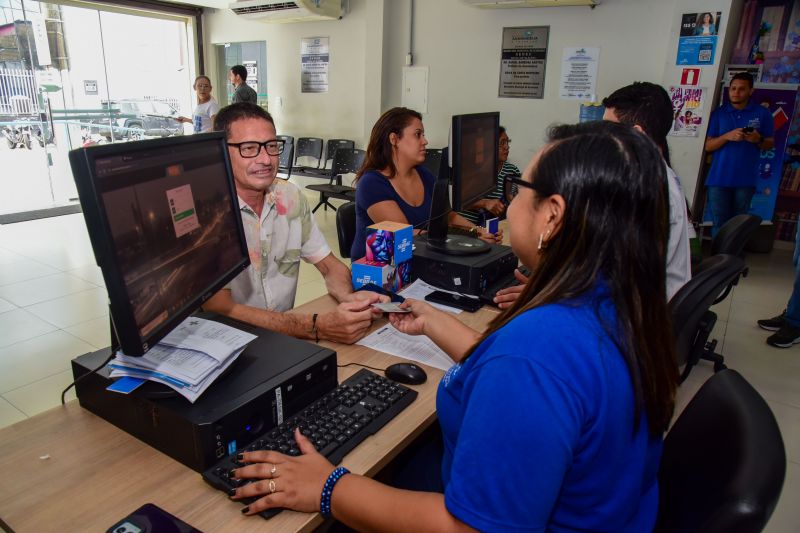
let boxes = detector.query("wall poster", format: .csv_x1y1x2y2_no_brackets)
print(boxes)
498,26,549,99
301,37,329,93
676,11,722,65
669,86,707,137
559,47,599,100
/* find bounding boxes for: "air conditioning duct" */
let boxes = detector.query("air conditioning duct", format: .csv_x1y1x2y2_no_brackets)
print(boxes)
229,0,343,23
463,0,600,7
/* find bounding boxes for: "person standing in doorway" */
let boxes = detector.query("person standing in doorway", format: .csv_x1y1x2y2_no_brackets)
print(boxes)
229,65,258,105
703,72,774,235
177,75,220,133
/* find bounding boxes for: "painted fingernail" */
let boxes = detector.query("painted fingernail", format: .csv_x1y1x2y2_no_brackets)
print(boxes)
228,487,237,497
236,453,244,461
241,506,250,514
228,469,237,478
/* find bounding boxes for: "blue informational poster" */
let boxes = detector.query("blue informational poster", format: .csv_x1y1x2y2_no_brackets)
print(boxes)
676,12,721,66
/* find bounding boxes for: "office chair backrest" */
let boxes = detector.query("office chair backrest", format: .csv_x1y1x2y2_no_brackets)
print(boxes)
655,369,785,533
295,137,324,168
331,148,366,181
277,135,294,177
335,201,357,258
324,139,355,168
669,254,745,368
422,148,443,178
712,214,762,257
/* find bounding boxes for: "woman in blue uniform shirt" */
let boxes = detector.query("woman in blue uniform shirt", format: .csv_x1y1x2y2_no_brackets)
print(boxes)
228,121,680,531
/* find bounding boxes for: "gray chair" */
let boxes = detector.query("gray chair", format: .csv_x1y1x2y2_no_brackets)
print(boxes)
335,201,356,258
277,135,294,180
655,369,786,533
323,139,355,169
294,137,324,170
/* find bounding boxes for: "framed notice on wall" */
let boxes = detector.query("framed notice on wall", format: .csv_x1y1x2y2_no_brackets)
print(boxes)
301,37,329,93
498,26,549,99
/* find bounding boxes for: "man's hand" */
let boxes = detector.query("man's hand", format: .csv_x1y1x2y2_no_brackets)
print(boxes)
493,268,530,309
723,128,745,142
316,300,376,344
744,129,762,144
477,227,503,245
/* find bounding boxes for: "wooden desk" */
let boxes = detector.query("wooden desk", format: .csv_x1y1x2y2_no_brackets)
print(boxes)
0,295,497,533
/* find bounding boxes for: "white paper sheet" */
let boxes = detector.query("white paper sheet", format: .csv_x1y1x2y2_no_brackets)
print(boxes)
357,325,455,371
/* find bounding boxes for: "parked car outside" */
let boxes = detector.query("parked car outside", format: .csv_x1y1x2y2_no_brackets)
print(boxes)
89,99,184,141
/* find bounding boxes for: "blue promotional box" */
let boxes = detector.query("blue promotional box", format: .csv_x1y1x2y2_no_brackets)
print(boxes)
365,221,413,266
352,258,395,291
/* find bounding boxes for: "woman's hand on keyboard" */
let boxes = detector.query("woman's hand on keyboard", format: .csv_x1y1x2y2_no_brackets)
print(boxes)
493,268,530,309
231,428,337,515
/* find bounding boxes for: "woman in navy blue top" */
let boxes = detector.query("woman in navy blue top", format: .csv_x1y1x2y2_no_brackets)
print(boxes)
227,121,680,532
350,107,502,260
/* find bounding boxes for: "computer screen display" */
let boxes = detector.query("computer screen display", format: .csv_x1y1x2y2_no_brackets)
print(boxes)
451,112,500,212
70,133,249,356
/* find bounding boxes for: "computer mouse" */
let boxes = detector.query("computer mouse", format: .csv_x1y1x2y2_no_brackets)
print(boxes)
384,362,427,385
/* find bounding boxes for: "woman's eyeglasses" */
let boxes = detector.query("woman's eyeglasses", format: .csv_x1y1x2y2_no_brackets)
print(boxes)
228,140,285,158
505,176,535,191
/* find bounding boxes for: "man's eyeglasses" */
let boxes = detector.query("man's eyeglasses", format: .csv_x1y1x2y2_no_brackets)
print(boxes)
228,139,285,158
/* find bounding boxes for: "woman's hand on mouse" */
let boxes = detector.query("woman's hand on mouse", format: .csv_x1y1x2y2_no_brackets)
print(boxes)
231,428,335,515
387,299,436,336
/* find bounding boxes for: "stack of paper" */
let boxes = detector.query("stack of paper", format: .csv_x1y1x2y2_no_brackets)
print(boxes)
108,317,257,403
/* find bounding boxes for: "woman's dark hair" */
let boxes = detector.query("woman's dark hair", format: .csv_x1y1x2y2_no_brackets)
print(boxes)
355,107,422,182
470,120,678,435
213,103,274,137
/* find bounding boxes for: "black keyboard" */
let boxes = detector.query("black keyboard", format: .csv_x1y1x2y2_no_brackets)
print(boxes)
202,368,417,519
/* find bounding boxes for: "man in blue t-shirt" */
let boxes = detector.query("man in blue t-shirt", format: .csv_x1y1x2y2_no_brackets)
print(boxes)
704,72,774,235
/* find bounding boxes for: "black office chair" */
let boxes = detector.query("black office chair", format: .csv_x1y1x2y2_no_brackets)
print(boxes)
277,135,294,180
294,137,324,171
335,201,357,258
694,214,762,304
655,369,786,533
670,254,746,382
322,139,355,169
422,148,443,178
306,148,365,213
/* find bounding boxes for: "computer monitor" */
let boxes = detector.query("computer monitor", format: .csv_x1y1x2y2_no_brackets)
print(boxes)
426,112,500,255
69,132,250,356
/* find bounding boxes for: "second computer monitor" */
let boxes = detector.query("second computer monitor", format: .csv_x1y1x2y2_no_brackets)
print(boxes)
450,112,500,212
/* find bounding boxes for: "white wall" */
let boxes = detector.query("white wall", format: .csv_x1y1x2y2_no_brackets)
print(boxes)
203,0,742,199
203,0,381,143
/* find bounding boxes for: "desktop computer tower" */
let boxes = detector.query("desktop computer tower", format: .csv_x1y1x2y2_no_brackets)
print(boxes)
72,314,337,472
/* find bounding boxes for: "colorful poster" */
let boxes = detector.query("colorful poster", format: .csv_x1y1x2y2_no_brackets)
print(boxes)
559,47,600,100
704,84,798,222
301,37,329,93
498,26,549,99
669,86,707,137
676,12,722,65
730,1,800,84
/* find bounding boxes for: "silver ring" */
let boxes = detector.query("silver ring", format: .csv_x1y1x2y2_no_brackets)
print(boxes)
270,463,277,476
268,479,276,494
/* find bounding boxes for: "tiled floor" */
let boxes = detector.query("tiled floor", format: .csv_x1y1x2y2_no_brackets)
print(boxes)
0,189,799,530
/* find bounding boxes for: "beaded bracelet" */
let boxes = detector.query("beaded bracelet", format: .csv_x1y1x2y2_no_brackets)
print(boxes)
320,466,350,518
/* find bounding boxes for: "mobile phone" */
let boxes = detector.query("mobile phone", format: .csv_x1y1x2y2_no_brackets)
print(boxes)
107,503,203,533
743,126,754,133
425,290,483,312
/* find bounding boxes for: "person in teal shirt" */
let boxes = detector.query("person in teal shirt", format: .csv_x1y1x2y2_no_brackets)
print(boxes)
225,121,680,532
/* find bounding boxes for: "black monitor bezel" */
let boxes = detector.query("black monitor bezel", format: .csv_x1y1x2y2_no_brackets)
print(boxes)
450,111,500,212
69,132,250,356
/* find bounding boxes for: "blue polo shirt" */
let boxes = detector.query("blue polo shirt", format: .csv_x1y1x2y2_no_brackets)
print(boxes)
705,101,773,188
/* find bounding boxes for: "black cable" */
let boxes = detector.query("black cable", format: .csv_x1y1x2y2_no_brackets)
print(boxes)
61,351,115,405
337,362,386,373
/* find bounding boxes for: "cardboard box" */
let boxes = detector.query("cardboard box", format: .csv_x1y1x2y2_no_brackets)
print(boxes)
390,259,413,292
352,258,395,291
365,221,413,266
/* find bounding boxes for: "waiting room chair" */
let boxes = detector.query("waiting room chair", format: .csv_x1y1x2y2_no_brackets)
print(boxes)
422,148,443,178
294,137,324,171
655,369,785,533
277,135,294,180
306,148,365,213
335,201,357,258
694,214,762,304
322,139,355,169
670,254,746,382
